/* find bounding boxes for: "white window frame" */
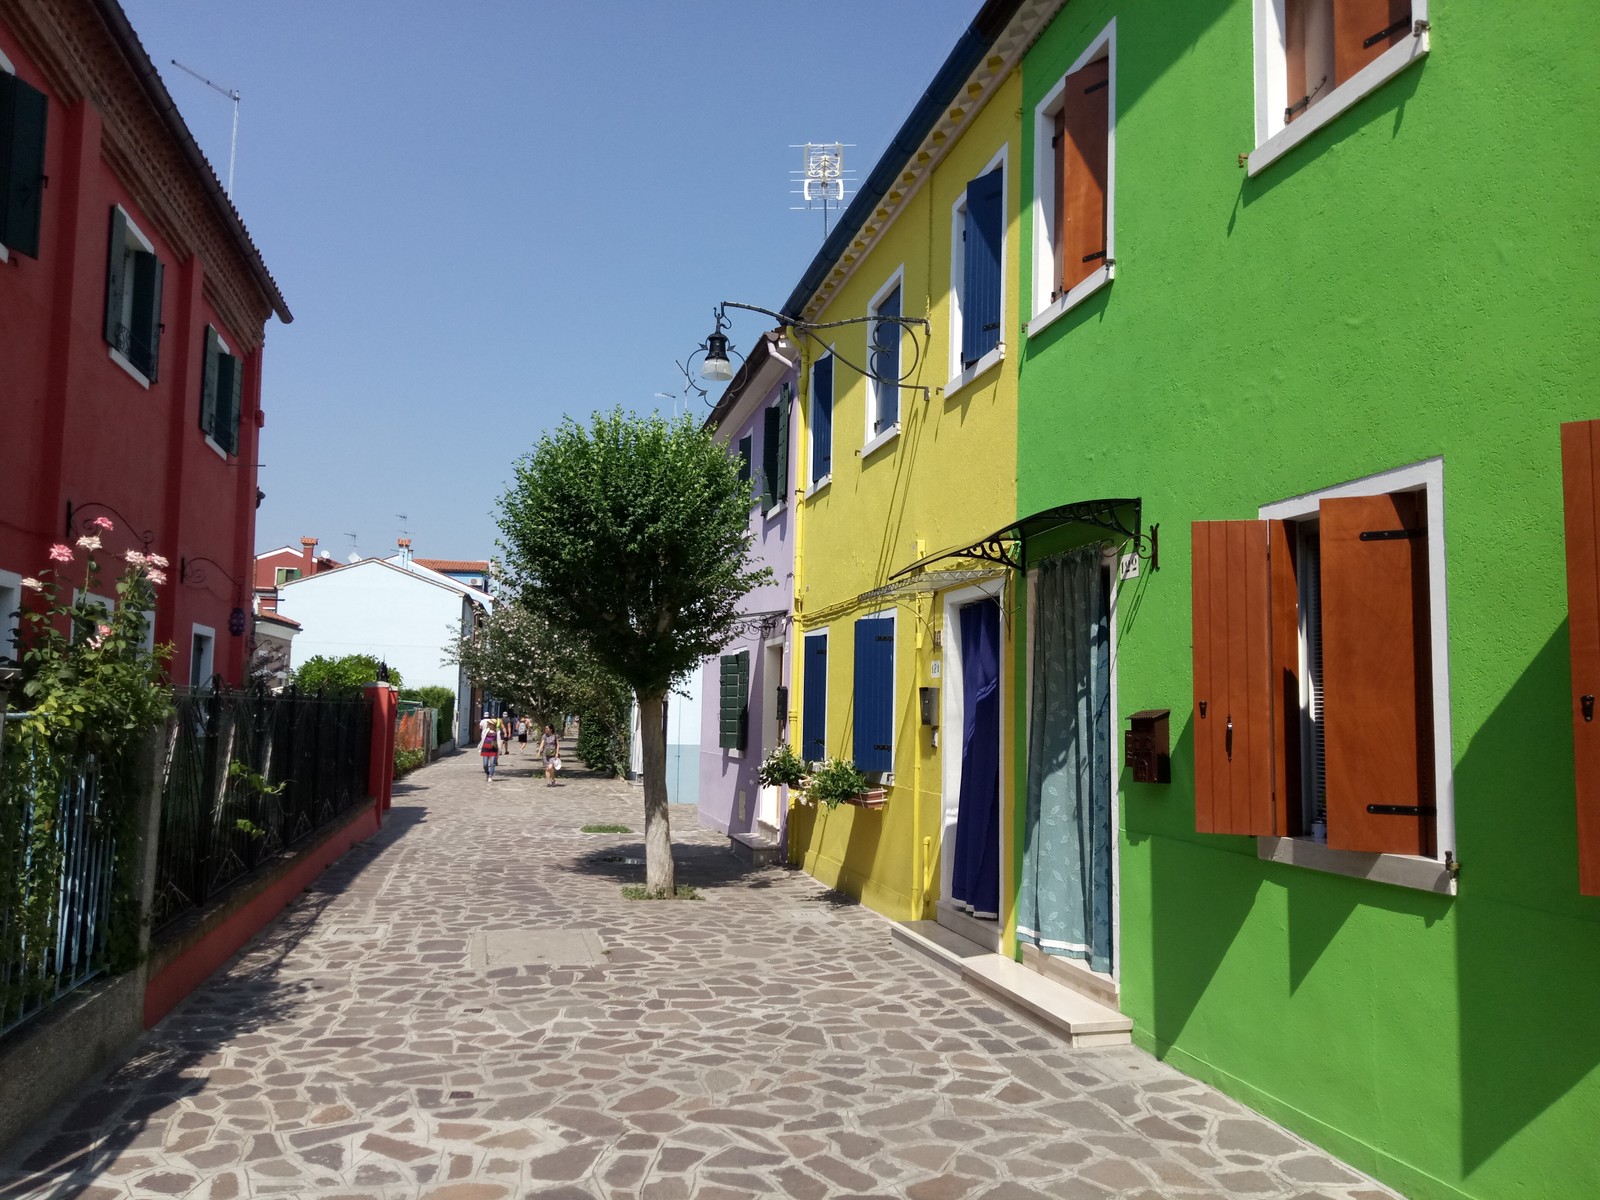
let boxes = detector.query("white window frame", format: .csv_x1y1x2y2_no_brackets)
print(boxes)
0,568,22,665
806,346,836,498
802,628,829,763
1248,0,1430,175
107,205,156,388
190,624,216,691
203,327,233,460
1029,19,1117,337
948,144,1009,396
863,268,905,461
0,48,15,264
274,566,301,587
1256,456,1456,894
854,606,897,787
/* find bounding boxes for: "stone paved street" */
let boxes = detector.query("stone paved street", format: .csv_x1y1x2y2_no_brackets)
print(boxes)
0,747,1402,1200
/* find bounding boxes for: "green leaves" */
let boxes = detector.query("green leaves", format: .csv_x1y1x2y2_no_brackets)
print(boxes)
290,654,401,695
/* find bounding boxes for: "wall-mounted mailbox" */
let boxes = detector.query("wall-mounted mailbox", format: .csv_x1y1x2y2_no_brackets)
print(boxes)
1126,709,1171,784
919,686,939,727
775,685,789,725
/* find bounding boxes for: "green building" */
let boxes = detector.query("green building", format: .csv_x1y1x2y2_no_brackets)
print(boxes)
1005,2,1600,1197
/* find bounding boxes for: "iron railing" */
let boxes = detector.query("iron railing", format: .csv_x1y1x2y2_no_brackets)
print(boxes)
152,688,371,931
0,729,117,1036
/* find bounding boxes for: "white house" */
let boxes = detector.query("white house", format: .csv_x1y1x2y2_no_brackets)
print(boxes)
275,541,490,744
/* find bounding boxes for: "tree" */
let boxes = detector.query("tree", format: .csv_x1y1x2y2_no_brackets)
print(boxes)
290,653,401,695
499,410,769,893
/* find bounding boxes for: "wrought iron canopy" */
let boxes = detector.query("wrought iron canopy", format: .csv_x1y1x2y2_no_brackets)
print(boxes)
889,498,1157,579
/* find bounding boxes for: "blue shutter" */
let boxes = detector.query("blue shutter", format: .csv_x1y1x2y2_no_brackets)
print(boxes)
871,286,901,431
853,616,895,773
811,356,833,482
962,169,1003,367
802,634,828,761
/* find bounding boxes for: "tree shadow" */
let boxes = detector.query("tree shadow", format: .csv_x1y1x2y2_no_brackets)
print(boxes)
0,804,427,1197
559,838,787,894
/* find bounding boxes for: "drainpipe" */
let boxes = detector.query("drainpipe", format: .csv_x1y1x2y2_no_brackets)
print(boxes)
786,335,807,869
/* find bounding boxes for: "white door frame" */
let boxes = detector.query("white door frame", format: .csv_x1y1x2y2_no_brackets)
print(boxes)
939,579,1007,912
757,636,785,829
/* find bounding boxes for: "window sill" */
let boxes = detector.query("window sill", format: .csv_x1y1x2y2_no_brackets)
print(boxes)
945,346,1003,399
805,476,832,501
1257,836,1456,896
1248,30,1430,176
0,242,9,264
108,347,151,389
763,500,786,520
861,425,900,462
1027,266,1113,340
204,434,229,461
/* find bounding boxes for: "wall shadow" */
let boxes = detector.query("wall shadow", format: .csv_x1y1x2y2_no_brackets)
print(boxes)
1454,622,1600,1178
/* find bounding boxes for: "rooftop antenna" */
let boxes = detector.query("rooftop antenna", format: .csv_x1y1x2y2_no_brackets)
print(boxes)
791,143,853,241
170,59,240,198
396,513,411,538
343,530,359,558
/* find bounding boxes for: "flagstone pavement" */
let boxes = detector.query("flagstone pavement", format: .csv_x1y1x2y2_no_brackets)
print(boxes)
0,745,1403,1200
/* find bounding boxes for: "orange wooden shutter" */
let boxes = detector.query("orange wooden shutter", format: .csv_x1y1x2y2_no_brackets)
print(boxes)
1270,520,1304,835
1284,0,1309,123
1319,492,1434,855
1192,521,1278,836
1560,420,1600,895
1052,106,1066,297
1333,0,1411,86
1057,56,1109,297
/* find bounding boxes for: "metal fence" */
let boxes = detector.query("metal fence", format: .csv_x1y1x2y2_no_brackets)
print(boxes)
152,688,371,932
0,734,117,1037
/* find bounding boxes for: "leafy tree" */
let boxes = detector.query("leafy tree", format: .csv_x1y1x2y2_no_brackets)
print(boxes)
499,410,769,893
291,653,401,695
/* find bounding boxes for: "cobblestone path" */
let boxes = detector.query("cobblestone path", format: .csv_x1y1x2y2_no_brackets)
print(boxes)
0,746,1402,1200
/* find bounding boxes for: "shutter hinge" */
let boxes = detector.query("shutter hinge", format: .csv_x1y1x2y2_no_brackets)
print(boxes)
1082,249,1107,264
1285,76,1328,123
1051,134,1059,148
1359,528,1425,541
1413,18,1430,37
1363,14,1412,48
1084,79,1108,95
1366,804,1436,816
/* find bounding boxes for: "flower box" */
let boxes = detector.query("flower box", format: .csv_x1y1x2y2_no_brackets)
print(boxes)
843,788,888,810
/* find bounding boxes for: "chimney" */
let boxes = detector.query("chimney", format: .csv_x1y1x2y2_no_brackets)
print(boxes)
397,537,413,568
300,536,317,573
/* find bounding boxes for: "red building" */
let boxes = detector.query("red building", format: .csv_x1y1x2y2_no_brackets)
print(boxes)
0,0,290,687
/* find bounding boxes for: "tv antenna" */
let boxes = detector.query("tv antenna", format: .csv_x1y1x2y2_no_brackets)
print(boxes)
396,513,411,538
170,59,240,198
343,531,359,555
791,143,853,239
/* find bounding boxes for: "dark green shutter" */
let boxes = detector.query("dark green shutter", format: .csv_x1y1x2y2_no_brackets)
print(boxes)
128,250,160,377
762,403,781,509
776,384,790,505
220,350,242,455
737,435,752,488
199,326,220,437
104,208,128,349
0,72,48,259
227,350,243,455
719,651,749,750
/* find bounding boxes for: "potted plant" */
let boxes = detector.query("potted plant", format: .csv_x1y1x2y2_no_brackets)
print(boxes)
805,757,884,810
757,741,806,790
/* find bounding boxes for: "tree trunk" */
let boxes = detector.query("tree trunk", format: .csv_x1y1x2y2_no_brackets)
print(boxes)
637,688,675,894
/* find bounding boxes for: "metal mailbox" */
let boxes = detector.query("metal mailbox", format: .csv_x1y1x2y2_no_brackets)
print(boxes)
1126,708,1171,784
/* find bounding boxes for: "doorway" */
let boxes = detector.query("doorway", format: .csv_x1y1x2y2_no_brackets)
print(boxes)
756,640,784,832
1016,544,1117,990
939,583,1005,950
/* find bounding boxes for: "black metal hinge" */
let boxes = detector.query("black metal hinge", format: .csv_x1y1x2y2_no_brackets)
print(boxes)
1082,249,1106,263
1364,14,1412,48
1359,528,1425,541
1084,79,1108,95
1366,804,1436,816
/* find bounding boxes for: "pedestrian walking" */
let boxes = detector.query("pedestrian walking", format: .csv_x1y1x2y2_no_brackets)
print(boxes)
541,723,561,787
517,716,529,749
480,722,500,781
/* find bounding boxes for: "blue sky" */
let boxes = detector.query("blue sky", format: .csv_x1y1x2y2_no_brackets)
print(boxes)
120,0,978,564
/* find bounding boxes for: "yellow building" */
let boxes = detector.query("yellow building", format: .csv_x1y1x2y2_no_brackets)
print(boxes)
781,4,1063,951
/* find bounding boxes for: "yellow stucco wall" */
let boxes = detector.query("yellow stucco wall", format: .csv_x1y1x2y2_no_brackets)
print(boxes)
788,71,1021,935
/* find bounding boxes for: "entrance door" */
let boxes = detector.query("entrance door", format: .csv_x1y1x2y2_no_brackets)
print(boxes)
756,642,784,830
950,598,1001,920
1017,545,1115,977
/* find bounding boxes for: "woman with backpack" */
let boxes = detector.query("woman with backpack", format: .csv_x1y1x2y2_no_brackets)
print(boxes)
480,720,500,781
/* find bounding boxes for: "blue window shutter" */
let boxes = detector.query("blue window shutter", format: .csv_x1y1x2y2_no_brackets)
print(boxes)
811,356,833,482
803,635,828,761
853,616,894,773
962,169,1003,367
871,285,901,431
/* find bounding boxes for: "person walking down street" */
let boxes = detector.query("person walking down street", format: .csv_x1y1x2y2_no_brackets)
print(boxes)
480,722,500,782
518,716,529,750
541,723,561,787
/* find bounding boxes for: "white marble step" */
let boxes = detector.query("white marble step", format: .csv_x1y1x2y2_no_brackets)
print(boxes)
892,920,1132,1047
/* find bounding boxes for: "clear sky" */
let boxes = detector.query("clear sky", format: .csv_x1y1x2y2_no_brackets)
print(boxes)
120,0,979,564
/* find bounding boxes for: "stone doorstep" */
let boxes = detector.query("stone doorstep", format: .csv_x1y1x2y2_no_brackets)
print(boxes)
892,920,1132,1047
729,827,784,867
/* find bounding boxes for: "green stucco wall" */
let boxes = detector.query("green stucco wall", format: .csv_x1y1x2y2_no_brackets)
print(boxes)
1016,3,1599,1198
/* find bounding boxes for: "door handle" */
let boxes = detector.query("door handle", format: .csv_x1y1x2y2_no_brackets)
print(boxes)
1225,715,1233,760
1584,695,1595,723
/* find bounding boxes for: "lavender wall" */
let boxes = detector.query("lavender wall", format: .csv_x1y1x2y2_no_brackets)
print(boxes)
698,365,797,837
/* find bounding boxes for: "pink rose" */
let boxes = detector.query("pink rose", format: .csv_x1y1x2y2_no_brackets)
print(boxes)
91,516,114,531
20,577,42,592
47,544,73,563
124,550,147,566
146,569,168,586
148,553,170,568
76,535,102,551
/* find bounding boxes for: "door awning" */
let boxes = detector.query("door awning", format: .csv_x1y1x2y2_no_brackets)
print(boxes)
889,497,1156,579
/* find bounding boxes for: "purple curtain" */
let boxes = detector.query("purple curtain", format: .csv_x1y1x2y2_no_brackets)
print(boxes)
951,598,1000,918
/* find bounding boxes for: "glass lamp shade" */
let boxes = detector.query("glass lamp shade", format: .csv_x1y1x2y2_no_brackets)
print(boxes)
700,331,734,382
